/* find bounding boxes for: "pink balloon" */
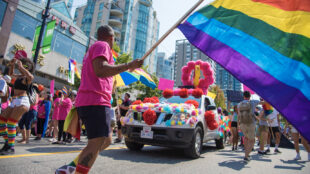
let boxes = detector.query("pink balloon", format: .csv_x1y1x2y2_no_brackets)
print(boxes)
187,61,196,70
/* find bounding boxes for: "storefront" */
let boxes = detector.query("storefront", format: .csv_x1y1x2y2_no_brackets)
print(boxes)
1,0,88,90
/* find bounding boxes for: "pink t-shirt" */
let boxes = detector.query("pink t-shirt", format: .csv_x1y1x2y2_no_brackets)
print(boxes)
30,95,39,111
75,41,114,107
58,97,72,120
52,98,61,120
37,100,46,119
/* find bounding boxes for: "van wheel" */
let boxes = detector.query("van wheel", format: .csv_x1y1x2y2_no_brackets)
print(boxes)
125,139,144,151
184,126,203,159
215,137,224,149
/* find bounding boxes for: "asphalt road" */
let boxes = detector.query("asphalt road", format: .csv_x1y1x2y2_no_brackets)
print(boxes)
0,135,309,174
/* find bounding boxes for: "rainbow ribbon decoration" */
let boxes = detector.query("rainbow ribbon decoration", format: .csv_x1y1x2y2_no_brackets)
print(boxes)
178,0,310,141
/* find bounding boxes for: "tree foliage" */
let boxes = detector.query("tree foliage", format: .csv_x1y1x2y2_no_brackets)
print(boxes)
209,85,226,109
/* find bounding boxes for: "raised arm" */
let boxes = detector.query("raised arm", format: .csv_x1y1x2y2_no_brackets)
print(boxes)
92,57,143,78
16,59,34,84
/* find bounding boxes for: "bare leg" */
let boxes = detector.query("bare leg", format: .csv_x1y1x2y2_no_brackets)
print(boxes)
259,131,267,151
75,137,106,174
25,130,30,143
52,120,58,139
301,136,310,153
292,133,300,154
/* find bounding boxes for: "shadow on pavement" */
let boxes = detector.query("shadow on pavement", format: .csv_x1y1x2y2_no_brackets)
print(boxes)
218,159,249,171
273,159,307,171
27,146,83,153
100,145,218,164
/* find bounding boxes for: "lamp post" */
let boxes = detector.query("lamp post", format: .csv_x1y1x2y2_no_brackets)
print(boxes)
32,0,52,73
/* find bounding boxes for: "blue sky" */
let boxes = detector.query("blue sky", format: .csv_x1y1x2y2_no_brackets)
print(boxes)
72,0,213,57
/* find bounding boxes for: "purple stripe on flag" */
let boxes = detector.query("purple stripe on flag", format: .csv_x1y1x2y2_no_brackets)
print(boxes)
178,22,310,141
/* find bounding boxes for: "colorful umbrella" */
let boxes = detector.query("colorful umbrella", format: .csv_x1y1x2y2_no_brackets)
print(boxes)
113,50,157,89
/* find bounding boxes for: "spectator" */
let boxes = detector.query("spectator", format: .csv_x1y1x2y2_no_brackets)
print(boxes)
34,92,52,140
115,93,131,143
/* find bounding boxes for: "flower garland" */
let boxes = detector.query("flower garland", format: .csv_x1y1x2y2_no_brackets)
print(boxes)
204,111,219,130
185,100,199,109
143,109,157,125
181,60,215,93
163,88,203,99
143,96,159,103
163,89,173,98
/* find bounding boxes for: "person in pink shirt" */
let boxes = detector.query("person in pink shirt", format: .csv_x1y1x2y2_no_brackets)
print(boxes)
49,91,63,143
53,90,72,145
55,25,143,174
34,93,52,140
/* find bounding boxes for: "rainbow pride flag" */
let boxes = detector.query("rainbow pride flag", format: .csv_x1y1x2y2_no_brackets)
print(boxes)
178,0,310,141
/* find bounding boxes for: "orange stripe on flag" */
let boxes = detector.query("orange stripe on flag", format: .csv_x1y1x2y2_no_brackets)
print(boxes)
252,0,310,12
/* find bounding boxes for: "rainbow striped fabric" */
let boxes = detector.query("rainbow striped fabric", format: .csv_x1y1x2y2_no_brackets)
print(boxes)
178,0,310,141
113,50,157,89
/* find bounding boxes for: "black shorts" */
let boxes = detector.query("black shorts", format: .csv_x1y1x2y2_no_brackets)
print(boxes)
270,127,280,134
77,105,111,139
231,121,238,128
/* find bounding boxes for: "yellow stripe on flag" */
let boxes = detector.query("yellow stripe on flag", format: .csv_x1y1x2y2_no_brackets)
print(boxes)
211,0,310,38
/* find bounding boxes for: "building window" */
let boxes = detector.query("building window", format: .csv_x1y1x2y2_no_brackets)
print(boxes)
97,11,103,20
71,41,86,64
11,10,39,40
51,31,73,58
99,3,104,11
0,0,7,27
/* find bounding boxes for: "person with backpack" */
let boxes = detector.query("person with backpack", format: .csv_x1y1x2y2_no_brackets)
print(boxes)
0,58,34,155
238,91,260,162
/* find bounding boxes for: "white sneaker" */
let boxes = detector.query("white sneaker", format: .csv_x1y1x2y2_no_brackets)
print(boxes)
55,165,75,174
49,138,57,143
294,155,301,160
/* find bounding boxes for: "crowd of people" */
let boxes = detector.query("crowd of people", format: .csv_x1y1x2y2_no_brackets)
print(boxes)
0,25,309,174
0,56,81,155
219,91,310,162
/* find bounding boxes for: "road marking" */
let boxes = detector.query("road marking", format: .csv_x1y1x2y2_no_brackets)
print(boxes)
0,146,128,159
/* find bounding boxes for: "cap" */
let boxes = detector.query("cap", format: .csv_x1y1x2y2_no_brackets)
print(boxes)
71,90,77,95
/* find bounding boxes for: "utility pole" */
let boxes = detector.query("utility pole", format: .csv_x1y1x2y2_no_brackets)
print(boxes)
33,0,52,73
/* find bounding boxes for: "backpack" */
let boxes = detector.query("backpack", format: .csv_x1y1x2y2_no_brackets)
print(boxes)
238,101,254,125
27,83,37,105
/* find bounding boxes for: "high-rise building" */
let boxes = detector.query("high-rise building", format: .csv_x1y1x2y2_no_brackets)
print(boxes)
74,0,125,42
216,66,242,92
74,0,159,74
156,52,172,80
0,0,88,89
174,39,216,87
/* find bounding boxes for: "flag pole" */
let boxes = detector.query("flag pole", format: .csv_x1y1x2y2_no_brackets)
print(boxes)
141,0,205,61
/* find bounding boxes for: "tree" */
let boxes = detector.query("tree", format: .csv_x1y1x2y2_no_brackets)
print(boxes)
113,50,161,101
209,85,226,109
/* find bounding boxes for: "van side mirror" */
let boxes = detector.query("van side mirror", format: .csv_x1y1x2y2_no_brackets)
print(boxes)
207,105,216,111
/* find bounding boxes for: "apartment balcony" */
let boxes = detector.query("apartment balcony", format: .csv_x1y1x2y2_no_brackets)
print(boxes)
112,26,121,37
139,0,152,7
108,15,122,27
110,5,123,17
